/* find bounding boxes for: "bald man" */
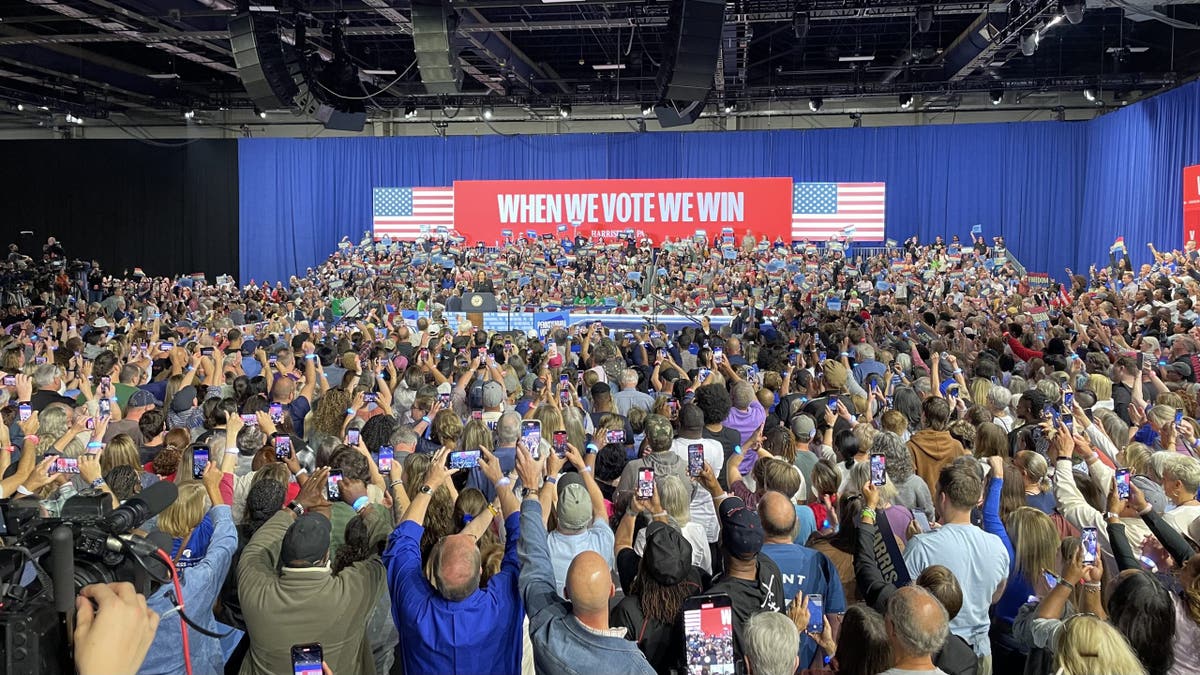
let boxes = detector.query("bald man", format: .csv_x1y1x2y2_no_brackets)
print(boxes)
880,586,951,675
385,447,524,675
758,491,846,670
267,342,318,437
516,446,655,675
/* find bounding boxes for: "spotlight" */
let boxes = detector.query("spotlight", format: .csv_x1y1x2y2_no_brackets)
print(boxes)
1083,88,1096,102
808,97,823,112
723,101,736,114
898,94,913,109
989,89,1003,105
1020,30,1038,57
183,109,195,120
64,113,83,125
255,108,267,119
849,112,862,128
16,103,24,111
558,103,571,118
404,103,418,119
641,103,654,117
917,4,933,33
481,104,494,120
1062,0,1084,24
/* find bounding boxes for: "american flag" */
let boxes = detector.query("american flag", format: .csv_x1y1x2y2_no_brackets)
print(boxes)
792,182,886,241
372,187,454,240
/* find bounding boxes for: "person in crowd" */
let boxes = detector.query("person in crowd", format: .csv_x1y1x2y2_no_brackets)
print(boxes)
879,586,952,675
386,447,523,675
907,397,965,495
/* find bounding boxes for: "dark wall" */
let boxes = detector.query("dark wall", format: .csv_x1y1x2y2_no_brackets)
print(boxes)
0,139,238,279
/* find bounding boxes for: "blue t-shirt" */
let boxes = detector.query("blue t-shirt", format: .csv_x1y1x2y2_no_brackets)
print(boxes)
761,542,846,668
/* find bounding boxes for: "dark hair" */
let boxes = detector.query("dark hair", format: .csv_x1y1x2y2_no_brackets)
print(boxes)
332,513,383,576
103,465,141,501
812,493,862,555
1107,571,1176,675
329,446,371,483
937,457,984,511
922,397,951,431
138,409,165,439
893,387,922,430
361,414,397,453
834,429,860,469
834,604,892,675
694,383,732,426
915,565,964,620
202,397,237,430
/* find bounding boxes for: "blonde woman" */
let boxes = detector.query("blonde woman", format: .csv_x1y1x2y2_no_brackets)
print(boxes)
101,433,158,489
141,462,236,675
842,458,914,543
1053,616,1147,675
993,507,1060,666
1014,450,1056,514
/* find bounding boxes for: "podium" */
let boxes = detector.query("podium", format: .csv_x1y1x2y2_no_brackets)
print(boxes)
463,293,496,330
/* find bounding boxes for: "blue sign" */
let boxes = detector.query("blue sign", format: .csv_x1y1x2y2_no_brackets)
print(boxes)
533,310,569,336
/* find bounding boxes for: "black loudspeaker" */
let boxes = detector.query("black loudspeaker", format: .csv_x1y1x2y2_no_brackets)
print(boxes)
315,105,367,132
656,0,726,103
654,100,705,128
410,0,463,95
229,12,299,110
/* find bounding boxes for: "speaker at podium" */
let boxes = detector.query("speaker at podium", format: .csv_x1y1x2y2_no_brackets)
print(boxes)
463,293,497,313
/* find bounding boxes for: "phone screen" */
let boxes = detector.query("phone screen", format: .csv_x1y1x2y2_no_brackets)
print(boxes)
472,410,483,420
99,398,112,417
521,420,542,460
713,347,723,364
552,431,568,458
912,511,931,533
241,414,258,425
346,429,360,446
1081,527,1098,564
1063,391,1074,408
1061,413,1074,431
827,397,839,412
291,643,323,675
606,429,626,444
1042,569,1059,590
18,402,31,422
51,457,80,474
3,375,16,386
1115,468,1131,500
806,594,824,633
449,450,481,469
192,448,209,480
1176,409,1185,426
870,453,887,486
274,435,291,461
688,444,704,477
683,595,734,675
85,417,95,430
269,402,284,423
637,468,654,499
438,393,452,406
378,446,394,472
327,470,343,500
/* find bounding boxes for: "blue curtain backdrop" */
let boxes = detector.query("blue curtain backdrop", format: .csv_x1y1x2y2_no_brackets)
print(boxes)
239,79,1200,283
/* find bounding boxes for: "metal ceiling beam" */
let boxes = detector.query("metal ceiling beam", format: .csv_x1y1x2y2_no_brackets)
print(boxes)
458,8,569,94
937,0,1058,82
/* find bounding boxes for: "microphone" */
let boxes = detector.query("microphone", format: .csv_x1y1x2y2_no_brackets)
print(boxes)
101,481,178,533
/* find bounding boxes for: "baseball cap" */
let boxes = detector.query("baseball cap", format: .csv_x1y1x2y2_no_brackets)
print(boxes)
555,472,592,531
790,414,816,441
279,512,332,566
482,381,505,408
503,373,522,397
590,382,610,399
719,496,764,560
678,404,704,435
1165,362,1192,378
170,386,197,413
240,339,258,357
642,521,692,586
128,389,157,409
822,360,848,389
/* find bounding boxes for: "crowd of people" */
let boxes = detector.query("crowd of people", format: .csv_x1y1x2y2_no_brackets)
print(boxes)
1,229,1199,675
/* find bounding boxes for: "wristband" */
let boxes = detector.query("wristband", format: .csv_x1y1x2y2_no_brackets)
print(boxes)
585,443,598,454
421,416,432,424
388,479,404,490
543,476,558,485
861,508,876,520
352,496,370,512
733,445,743,455
952,368,963,375
582,466,592,473
497,477,512,487
652,511,668,518
305,354,317,360
90,477,106,489
1138,503,1153,516
1082,581,1101,592
346,408,356,415
86,441,103,449
1104,512,1120,520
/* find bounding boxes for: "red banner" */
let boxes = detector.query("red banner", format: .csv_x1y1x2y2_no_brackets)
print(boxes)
1186,164,1200,247
451,177,793,244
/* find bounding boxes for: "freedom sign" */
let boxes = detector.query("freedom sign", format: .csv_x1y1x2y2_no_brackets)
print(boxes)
452,178,793,243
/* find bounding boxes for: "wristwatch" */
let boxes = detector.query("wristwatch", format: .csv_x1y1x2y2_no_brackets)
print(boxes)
419,484,434,496
287,500,305,517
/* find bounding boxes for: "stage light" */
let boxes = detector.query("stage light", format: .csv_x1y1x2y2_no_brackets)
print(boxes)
1020,30,1038,57
917,4,933,33
723,102,735,114
183,109,195,120
641,103,654,117
254,108,267,119
558,104,571,118
16,103,24,111
1083,88,1096,102
898,94,913,109
481,104,494,120
989,89,1003,105
404,103,418,119
808,97,823,112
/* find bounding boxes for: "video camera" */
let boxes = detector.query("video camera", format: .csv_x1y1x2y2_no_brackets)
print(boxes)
0,481,178,675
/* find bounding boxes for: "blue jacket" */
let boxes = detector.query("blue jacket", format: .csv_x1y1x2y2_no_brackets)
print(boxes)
140,505,237,675
385,513,524,675
518,500,656,675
